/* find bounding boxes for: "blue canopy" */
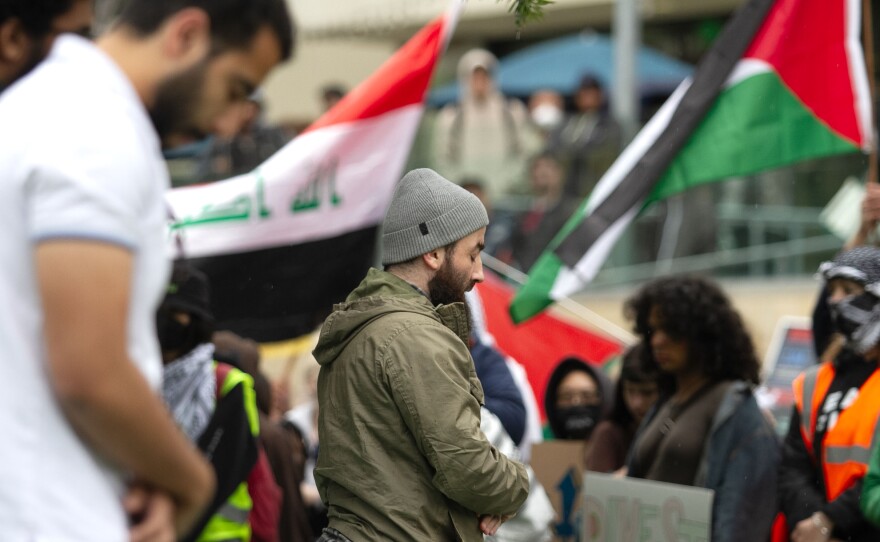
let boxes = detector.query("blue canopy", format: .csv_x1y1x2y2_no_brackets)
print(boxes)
429,32,692,107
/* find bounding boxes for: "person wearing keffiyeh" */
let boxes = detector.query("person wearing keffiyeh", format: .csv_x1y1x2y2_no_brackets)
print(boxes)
778,246,880,542
157,262,278,542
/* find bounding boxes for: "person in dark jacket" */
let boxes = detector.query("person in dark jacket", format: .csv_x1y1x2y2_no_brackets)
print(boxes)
505,151,580,273
625,275,779,542
470,338,527,445
779,247,880,542
545,74,621,198
543,356,611,441
157,262,270,542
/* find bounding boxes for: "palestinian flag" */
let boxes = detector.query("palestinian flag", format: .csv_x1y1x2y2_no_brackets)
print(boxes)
167,2,463,341
510,0,872,323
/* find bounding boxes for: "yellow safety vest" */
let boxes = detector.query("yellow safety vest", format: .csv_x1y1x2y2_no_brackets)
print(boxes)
198,363,260,542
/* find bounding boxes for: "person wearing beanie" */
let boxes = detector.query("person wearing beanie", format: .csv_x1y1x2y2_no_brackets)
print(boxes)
312,168,529,542
157,262,281,542
779,247,880,542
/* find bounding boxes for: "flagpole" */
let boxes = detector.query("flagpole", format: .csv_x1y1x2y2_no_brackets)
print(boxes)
864,0,878,184
481,253,637,344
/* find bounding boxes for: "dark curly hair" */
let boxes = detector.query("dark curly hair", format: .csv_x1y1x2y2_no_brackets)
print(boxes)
624,275,760,394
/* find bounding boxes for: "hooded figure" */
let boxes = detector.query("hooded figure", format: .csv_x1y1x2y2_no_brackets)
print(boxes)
818,246,880,355
543,356,612,441
433,48,538,202
778,247,880,542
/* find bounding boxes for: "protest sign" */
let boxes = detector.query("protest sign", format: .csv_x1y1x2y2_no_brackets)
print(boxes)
582,472,713,542
530,440,584,540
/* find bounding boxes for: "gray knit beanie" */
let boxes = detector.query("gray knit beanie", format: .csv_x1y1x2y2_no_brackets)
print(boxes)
382,168,489,265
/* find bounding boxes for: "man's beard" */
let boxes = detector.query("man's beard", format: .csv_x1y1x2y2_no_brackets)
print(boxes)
428,257,473,336
149,60,209,146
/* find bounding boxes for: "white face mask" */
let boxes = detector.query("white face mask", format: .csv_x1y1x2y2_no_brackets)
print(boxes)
531,103,563,131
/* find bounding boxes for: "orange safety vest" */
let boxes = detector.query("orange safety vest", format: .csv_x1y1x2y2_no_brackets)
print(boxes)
793,362,880,500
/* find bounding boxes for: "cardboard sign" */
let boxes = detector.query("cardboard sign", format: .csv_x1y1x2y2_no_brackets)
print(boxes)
582,472,713,542
530,440,586,540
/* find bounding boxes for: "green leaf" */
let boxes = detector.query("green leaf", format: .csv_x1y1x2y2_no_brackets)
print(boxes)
503,0,553,28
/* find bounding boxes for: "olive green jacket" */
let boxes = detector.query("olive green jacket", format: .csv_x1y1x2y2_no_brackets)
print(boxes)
313,268,529,541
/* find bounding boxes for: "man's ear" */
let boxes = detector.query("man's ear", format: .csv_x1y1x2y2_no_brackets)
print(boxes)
159,7,210,65
422,248,444,271
0,18,29,64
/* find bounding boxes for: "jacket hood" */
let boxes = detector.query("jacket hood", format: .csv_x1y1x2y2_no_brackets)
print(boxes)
457,48,500,101
313,268,468,366
544,356,612,438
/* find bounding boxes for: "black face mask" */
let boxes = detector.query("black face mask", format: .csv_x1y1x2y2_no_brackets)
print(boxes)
557,404,601,440
156,314,192,352
829,292,877,339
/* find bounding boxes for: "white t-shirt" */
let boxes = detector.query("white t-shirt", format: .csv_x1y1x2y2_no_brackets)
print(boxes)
0,36,170,541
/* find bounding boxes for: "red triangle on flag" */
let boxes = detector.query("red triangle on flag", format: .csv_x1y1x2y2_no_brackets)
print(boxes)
745,0,870,148
475,271,623,419
304,15,446,134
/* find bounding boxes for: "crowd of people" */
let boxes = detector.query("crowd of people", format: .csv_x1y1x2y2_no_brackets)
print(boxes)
413,46,625,275
9,1,880,542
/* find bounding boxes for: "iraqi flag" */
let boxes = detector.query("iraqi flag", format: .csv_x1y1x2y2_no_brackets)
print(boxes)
510,0,873,323
166,2,463,341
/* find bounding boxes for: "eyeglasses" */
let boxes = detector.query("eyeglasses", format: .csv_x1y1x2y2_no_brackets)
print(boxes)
557,390,600,406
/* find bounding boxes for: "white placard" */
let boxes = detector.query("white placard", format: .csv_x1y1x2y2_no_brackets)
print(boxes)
582,472,713,542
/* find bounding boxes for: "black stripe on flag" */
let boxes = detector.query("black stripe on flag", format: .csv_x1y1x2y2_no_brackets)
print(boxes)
554,0,776,269
189,226,378,342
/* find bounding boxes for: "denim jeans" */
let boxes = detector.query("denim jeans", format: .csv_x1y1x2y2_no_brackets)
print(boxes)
317,527,354,542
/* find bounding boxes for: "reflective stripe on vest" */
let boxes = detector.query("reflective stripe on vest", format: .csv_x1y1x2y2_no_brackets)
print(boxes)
216,500,250,524
215,362,260,438
198,364,258,542
824,445,873,465
794,365,832,454
795,362,880,500
197,479,253,542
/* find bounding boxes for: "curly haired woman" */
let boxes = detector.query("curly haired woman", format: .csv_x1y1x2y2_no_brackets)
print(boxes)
624,275,780,542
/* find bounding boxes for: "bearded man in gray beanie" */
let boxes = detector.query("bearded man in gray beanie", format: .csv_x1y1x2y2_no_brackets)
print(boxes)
312,168,529,542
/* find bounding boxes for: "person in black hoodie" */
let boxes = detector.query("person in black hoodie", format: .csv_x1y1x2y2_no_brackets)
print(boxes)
778,247,880,542
542,356,611,441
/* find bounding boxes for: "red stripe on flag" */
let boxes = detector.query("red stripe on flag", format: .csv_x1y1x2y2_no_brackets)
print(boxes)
476,272,623,419
745,0,864,146
303,15,445,134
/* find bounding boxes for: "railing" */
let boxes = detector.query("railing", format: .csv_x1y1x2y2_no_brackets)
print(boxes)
586,203,842,288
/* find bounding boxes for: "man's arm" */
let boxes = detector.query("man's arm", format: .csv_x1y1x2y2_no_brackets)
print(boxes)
777,408,826,531
36,240,215,536
386,324,529,516
844,182,880,250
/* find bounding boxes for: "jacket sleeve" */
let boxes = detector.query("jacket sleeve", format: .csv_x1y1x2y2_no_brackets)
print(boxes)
861,443,880,527
384,323,529,516
471,342,527,445
777,408,826,532
823,480,867,537
710,407,780,542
